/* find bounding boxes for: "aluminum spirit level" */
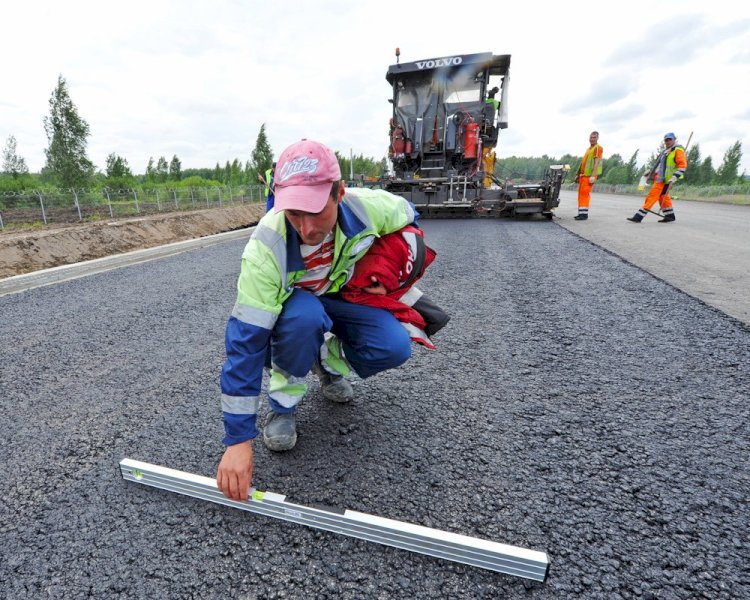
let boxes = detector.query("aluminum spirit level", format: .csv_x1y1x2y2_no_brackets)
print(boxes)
120,458,549,581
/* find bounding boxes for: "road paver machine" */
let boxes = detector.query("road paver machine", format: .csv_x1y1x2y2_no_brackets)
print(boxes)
383,51,564,218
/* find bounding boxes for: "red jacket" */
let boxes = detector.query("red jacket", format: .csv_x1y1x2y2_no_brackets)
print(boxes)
342,225,446,348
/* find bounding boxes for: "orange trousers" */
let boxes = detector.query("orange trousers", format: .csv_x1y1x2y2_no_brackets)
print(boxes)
642,182,673,212
577,176,594,209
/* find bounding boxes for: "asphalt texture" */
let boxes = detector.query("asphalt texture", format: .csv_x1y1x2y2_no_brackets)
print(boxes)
1,219,748,599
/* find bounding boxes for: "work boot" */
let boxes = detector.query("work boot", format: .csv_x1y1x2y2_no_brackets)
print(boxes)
573,214,588,220
658,214,676,223
262,411,297,451
627,213,644,223
312,360,353,403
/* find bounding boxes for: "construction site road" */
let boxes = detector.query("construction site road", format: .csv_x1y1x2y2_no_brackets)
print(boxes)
0,213,748,599
556,189,750,325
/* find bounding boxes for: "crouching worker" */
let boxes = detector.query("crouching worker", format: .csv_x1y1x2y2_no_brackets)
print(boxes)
217,139,435,501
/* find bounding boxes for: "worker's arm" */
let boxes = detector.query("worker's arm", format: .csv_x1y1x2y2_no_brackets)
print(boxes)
590,146,603,183
217,242,283,499
675,147,687,172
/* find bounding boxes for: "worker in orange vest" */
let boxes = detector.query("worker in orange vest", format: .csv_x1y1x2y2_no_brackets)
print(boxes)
574,131,603,220
627,132,687,223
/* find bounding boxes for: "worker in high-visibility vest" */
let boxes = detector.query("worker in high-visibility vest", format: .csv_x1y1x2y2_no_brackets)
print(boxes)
216,139,426,500
485,86,500,111
627,132,687,223
574,131,603,220
257,162,276,212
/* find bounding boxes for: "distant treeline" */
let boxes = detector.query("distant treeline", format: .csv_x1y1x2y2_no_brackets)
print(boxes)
496,141,746,186
0,153,387,194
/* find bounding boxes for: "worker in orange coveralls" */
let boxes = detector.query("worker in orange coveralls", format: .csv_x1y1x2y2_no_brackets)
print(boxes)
574,131,603,220
627,132,687,223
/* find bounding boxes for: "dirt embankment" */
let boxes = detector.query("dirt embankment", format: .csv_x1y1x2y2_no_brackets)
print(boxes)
0,204,265,279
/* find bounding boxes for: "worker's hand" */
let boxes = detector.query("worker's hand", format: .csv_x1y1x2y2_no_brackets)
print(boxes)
363,276,387,295
668,175,678,184
217,441,254,501
589,175,597,184
574,175,580,183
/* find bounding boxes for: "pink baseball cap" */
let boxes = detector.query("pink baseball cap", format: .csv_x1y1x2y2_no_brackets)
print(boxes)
273,139,342,213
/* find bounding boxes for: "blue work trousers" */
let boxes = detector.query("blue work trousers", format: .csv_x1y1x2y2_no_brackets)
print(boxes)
267,289,412,412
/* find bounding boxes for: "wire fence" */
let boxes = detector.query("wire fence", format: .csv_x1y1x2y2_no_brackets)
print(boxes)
0,185,266,230
2,181,747,231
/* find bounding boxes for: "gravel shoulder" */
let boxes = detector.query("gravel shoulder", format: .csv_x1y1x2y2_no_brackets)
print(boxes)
0,203,265,279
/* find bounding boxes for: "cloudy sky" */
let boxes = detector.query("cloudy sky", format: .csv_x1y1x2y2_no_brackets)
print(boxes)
2,0,749,176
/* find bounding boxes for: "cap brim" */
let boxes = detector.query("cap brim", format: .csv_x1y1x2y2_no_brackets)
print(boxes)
274,182,332,214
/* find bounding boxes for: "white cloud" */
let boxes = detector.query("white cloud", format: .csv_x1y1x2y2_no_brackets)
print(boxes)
1,0,748,175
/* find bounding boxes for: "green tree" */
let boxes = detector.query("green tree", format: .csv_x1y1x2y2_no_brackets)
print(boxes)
683,144,702,185
625,150,640,184
2,135,29,177
182,167,215,180
250,123,274,181
699,156,716,184
603,166,629,184
104,153,134,188
105,153,133,178
335,152,385,181
229,158,243,185
600,153,624,183
715,141,742,184
43,75,94,188
156,156,169,183
145,157,156,183
169,155,182,181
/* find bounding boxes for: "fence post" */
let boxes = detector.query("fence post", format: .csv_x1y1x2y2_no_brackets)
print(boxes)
105,188,113,218
134,189,140,214
72,189,83,221
155,189,161,211
0,212,4,230
37,191,48,225
190,187,196,208
205,188,210,207
173,189,179,209
228,185,233,204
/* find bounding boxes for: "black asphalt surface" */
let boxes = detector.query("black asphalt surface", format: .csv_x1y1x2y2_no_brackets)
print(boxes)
1,219,748,599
